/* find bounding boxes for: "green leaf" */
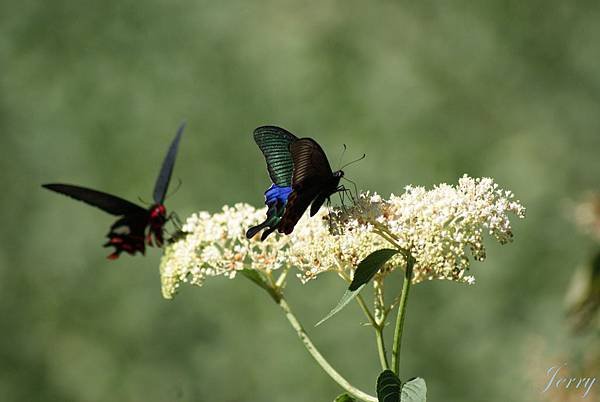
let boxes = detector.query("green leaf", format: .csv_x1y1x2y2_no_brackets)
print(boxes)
400,378,426,402
315,248,399,326
240,269,281,302
377,370,401,402
315,288,357,326
349,249,399,291
333,393,356,402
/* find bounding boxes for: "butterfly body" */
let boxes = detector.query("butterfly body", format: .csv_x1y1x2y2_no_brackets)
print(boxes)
43,123,185,259
247,126,345,239
147,204,167,246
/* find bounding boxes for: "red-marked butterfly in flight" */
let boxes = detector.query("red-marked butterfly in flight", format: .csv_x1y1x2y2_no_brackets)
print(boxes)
246,126,359,240
42,122,185,259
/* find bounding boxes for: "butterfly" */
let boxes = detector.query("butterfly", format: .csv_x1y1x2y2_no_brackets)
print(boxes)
42,122,185,259
246,126,344,240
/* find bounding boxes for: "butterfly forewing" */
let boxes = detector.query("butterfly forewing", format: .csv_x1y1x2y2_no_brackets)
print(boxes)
289,138,334,186
253,126,298,187
153,122,186,204
42,184,147,216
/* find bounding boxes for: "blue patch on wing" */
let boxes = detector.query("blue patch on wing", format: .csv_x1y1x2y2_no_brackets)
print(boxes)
265,184,292,206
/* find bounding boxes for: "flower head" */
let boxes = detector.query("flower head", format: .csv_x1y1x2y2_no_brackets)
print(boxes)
160,175,525,298
160,203,290,298
330,176,525,284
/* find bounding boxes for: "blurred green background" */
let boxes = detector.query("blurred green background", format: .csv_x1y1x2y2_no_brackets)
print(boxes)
1,1,599,401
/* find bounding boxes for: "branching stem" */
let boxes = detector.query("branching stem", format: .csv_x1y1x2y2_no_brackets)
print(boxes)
340,269,390,370
391,255,415,375
278,298,378,402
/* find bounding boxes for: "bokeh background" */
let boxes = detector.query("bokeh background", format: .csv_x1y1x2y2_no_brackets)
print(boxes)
1,1,599,401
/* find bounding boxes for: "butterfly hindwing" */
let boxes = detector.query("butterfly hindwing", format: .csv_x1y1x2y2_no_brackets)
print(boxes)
245,184,291,239
278,180,322,235
278,138,341,234
310,192,329,217
104,213,149,259
42,184,147,216
153,122,186,204
253,126,298,187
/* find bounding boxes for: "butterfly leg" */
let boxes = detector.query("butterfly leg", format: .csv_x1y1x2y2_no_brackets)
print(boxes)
336,185,356,209
334,187,346,213
342,177,360,201
168,212,183,230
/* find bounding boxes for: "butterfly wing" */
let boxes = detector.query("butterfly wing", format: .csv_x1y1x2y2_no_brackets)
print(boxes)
288,137,334,184
278,183,321,235
245,185,292,239
253,126,298,187
310,192,330,217
153,122,185,204
278,138,335,234
42,183,147,216
103,212,150,259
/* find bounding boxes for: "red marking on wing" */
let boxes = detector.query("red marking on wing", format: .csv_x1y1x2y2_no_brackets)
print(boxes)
100,204,167,260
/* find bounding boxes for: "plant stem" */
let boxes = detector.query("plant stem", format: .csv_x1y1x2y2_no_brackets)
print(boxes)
340,270,390,371
355,293,389,370
355,293,377,327
375,326,389,370
275,267,289,288
391,255,415,375
278,297,378,402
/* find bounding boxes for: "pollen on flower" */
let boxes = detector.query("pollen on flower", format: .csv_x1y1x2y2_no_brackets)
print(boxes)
159,175,525,299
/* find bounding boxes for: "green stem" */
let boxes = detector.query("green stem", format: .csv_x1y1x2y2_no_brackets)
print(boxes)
391,255,415,375
373,229,400,250
355,293,389,370
278,298,378,402
375,326,389,370
373,227,410,262
275,267,289,288
355,293,377,327
340,270,389,370
339,271,377,327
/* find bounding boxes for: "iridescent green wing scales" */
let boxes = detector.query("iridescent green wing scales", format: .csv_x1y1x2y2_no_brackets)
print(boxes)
253,126,298,187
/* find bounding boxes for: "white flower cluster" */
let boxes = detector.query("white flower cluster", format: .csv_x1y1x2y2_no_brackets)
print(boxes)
160,204,290,299
159,175,525,299
330,175,526,284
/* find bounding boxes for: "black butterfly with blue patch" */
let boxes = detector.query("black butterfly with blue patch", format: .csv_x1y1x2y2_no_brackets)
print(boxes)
246,126,351,240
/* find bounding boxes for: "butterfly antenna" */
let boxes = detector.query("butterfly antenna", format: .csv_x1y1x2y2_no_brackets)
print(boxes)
137,196,151,206
340,153,366,171
336,144,347,170
165,178,183,200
